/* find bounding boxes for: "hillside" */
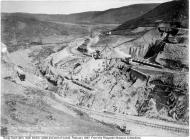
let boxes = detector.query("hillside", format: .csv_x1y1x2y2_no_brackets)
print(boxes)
29,11,100,24
114,0,188,32
91,4,159,24
1,3,158,52
2,4,158,25
1,13,89,52
55,4,159,24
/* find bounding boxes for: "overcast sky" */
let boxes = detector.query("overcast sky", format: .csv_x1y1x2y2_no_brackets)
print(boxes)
1,0,172,14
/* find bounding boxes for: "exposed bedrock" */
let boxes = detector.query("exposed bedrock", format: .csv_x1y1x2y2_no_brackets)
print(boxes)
39,54,188,123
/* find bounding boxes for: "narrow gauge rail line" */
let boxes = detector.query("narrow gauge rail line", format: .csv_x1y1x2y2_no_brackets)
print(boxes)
41,68,189,135
38,82,189,136
65,103,189,135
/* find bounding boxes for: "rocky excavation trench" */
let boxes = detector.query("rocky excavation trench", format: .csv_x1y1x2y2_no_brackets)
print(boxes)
1,26,188,137
37,27,188,124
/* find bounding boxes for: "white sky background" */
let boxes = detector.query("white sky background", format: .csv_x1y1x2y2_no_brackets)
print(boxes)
1,0,172,14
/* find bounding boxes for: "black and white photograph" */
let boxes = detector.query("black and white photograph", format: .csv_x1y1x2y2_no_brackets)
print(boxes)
0,0,189,138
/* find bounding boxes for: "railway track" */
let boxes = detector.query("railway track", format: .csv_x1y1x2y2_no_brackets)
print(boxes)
64,102,189,135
